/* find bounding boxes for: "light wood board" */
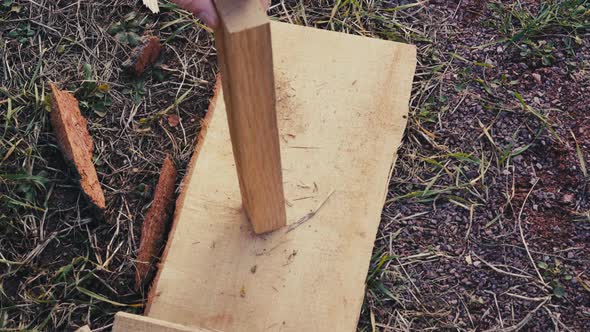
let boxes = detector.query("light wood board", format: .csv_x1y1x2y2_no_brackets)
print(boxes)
146,21,416,332
113,312,216,332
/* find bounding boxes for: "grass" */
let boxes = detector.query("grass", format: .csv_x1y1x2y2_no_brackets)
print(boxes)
492,0,590,43
481,0,590,66
1,1,215,329
2,0,590,331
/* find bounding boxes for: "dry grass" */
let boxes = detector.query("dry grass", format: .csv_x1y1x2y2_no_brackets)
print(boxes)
1,0,215,329
1,0,589,331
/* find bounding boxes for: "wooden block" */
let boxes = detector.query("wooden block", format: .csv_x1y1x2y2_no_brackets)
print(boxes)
135,154,177,289
146,22,416,332
113,312,216,332
49,83,105,211
213,0,286,234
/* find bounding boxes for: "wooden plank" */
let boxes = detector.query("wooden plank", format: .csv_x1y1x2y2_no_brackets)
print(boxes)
213,0,286,234
113,312,216,332
146,22,416,332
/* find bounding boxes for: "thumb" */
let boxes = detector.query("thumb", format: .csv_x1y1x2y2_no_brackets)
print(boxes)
173,0,271,29
173,0,219,28
260,0,271,10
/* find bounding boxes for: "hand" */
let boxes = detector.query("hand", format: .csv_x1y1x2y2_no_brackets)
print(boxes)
173,0,270,28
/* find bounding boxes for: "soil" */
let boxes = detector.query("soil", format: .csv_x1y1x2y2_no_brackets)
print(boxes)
359,1,590,331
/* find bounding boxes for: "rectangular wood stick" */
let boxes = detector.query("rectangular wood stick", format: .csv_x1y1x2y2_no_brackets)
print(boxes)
213,0,286,234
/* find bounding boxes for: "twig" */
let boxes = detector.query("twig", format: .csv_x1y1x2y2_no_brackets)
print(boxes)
484,290,504,328
473,253,533,280
544,307,575,332
464,204,475,241
517,178,548,288
0,258,24,266
484,298,548,332
286,189,335,233
396,257,422,295
505,292,551,302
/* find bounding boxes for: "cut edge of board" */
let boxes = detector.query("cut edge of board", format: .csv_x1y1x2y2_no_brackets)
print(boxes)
113,312,216,332
144,77,221,314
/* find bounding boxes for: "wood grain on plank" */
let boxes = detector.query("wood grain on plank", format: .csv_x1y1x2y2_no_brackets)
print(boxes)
213,0,286,234
49,83,105,211
135,154,177,289
146,22,416,331
113,312,215,332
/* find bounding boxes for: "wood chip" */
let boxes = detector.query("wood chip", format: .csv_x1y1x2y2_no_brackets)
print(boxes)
49,83,105,211
123,35,161,75
167,114,180,127
135,154,177,289
142,0,160,14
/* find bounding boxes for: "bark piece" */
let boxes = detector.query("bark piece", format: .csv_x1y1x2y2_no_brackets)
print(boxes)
123,35,161,75
49,83,105,211
135,154,177,289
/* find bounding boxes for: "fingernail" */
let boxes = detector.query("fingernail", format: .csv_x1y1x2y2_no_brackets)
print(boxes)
199,12,218,28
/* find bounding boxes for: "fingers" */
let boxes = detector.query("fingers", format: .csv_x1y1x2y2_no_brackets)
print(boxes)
259,0,271,9
173,0,219,28
173,0,271,29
